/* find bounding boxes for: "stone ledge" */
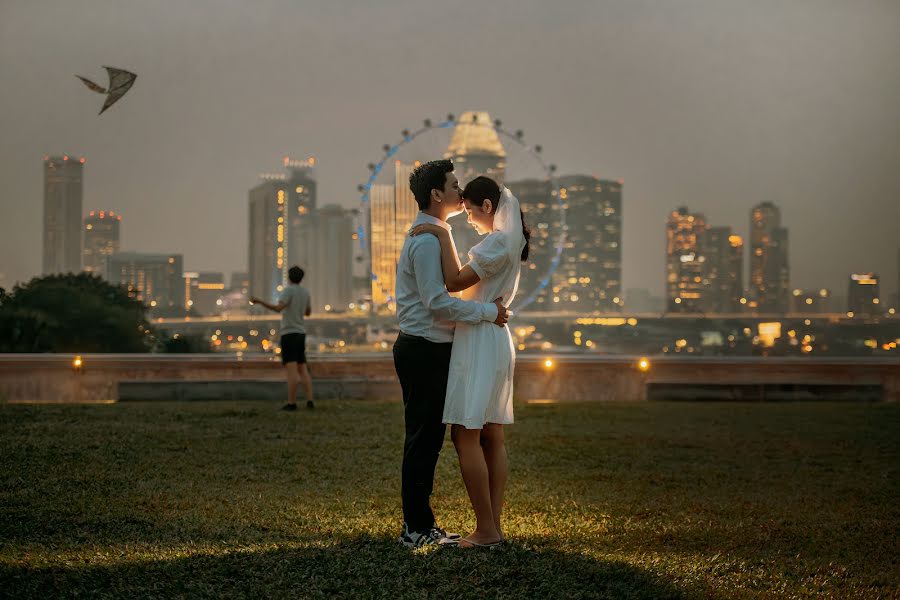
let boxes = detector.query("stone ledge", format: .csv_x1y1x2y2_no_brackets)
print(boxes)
0,354,897,403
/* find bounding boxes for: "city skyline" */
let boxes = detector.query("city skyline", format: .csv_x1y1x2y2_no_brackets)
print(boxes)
25,134,899,308
32,146,898,316
2,1,899,298
32,147,900,315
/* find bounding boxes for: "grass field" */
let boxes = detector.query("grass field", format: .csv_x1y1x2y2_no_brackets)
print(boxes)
1,399,898,599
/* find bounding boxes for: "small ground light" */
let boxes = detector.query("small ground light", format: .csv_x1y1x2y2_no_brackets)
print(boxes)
73,355,83,369
544,358,554,369
637,357,650,372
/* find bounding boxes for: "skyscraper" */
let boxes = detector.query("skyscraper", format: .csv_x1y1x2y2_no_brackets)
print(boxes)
43,155,84,274
445,111,506,184
506,178,557,310
553,176,622,313
750,202,790,313
368,182,396,307
183,272,225,315
106,252,184,311
394,162,418,237
703,227,743,313
284,157,317,271
248,176,288,302
445,111,506,259
848,273,881,316
83,210,121,275
309,204,354,311
666,207,709,313
248,157,316,302
368,161,419,309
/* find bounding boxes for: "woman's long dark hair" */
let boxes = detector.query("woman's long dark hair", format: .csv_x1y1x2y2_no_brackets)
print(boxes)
461,176,531,261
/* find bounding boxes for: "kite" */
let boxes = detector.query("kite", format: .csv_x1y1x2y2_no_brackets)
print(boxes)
76,66,137,115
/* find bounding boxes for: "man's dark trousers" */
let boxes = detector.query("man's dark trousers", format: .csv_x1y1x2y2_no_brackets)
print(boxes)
393,332,453,533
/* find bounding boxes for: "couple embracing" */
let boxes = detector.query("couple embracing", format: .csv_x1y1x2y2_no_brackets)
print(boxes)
393,159,530,549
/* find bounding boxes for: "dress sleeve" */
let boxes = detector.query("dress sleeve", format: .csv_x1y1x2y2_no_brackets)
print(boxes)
467,232,510,280
411,235,499,324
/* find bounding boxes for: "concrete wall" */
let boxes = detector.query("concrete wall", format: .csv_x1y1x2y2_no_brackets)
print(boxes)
0,354,897,403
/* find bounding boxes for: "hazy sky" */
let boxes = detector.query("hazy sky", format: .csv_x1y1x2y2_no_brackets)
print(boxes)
2,0,899,299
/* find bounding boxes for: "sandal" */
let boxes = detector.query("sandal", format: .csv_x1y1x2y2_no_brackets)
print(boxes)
456,537,504,549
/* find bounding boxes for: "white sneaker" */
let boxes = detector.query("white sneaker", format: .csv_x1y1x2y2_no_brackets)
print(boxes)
398,522,459,547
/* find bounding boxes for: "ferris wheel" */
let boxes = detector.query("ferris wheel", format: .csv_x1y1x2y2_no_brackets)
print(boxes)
356,112,565,312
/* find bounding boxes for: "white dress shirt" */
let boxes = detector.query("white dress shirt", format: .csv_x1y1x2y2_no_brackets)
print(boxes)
395,212,500,343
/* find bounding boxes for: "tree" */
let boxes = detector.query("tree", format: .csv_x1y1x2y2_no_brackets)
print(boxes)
0,273,151,353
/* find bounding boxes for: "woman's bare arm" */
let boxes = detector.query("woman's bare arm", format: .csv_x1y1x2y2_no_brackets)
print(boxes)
410,225,481,292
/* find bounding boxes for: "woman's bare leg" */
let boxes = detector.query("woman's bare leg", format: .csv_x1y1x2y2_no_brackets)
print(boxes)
481,423,508,539
451,424,502,545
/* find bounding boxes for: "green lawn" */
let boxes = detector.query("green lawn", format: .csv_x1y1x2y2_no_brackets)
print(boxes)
1,399,897,599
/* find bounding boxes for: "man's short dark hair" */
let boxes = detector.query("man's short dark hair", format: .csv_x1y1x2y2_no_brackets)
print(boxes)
288,266,304,284
409,159,453,210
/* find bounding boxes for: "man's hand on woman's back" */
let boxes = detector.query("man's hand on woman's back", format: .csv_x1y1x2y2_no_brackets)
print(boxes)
492,298,508,327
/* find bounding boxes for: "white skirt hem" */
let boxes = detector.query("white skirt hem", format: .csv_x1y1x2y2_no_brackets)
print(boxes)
442,416,514,430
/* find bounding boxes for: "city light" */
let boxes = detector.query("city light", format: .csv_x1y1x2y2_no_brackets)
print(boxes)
72,355,83,369
543,358,554,369
758,322,782,347
637,357,650,372
29,108,897,362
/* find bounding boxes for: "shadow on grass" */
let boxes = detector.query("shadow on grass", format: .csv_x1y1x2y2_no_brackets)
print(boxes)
1,534,704,600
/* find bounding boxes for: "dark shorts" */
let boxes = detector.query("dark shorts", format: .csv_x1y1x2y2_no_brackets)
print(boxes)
280,333,307,365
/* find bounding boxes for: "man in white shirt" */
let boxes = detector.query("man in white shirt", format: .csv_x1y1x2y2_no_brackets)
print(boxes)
393,159,508,548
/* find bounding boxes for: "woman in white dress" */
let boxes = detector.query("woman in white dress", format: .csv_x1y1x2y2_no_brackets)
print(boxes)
410,176,530,548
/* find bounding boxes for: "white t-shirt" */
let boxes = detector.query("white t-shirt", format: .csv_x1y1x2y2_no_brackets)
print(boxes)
277,284,310,335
